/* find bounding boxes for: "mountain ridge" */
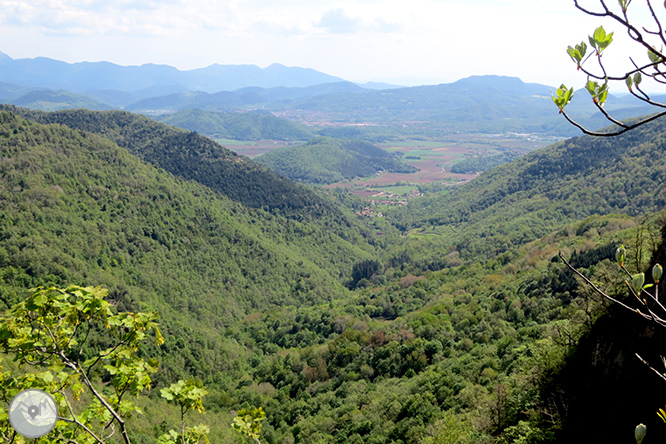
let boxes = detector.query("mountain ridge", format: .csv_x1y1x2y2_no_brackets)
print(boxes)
0,55,344,92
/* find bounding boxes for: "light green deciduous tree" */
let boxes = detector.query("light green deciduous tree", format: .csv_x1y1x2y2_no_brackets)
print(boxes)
0,285,208,444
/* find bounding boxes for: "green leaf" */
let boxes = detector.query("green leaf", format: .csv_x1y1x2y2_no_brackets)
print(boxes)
649,48,662,63
38,371,54,384
567,42,588,67
634,72,643,85
636,423,647,444
584,80,609,105
658,408,666,423
589,26,614,54
598,87,608,105
160,388,174,401
653,264,663,283
552,84,574,112
631,273,646,294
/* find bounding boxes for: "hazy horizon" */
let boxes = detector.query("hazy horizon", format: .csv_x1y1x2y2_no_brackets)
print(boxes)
0,1,651,87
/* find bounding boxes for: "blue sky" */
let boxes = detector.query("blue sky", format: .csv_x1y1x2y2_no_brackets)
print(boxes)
0,0,662,90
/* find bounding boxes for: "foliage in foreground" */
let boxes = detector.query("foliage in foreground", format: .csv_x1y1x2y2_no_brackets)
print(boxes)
0,285,208,443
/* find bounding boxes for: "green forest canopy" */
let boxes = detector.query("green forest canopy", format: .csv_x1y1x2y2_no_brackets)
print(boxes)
1,107,666,443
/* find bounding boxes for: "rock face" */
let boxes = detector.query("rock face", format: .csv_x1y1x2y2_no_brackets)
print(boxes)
559,312,666,442
553,228,666,444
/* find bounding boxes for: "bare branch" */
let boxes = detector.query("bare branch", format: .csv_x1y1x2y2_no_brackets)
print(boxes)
558,251,654,319
636,353,666,382
84,340,127,379
592,101,632,128
646,0,666,48
58,395,105,444
49,342,132,444
573,0,609,17
559,109,666,136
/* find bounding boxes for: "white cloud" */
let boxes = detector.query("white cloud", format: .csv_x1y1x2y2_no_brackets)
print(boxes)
316,8,362,33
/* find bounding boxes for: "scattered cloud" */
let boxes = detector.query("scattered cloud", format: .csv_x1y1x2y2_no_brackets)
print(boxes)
0,0,630,88
314,5,403,35
316,8,363,33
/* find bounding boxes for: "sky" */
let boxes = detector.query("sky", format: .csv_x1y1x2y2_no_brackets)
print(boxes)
0,0,663,89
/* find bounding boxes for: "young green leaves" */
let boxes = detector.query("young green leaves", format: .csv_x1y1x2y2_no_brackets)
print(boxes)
160,378,208,415
615,245,626,267
653,264,663,283
0,285,165,443
567,42,587,69
552,85,574,112
631,272,646,295
648,47,662,64
555,27,612,116
589,26,614,56
159,379,210,444
232,407,266,444
585,79,609,106
626,72,642,91
619,0,631,13
635,423,647,444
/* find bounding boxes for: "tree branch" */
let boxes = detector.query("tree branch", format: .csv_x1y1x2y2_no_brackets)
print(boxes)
58,395,105,444
558,251,653,318
559,109,666,136
636,353,666,383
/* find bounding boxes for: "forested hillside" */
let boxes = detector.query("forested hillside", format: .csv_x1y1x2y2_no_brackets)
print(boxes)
10,89,113,111
387,118,666,266
0,106,343,218
1,104,666,443
155,109,314,140
255,137,418,184
0,109,381,381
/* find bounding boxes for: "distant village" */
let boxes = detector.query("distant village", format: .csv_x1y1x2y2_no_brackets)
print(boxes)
355,189,423,217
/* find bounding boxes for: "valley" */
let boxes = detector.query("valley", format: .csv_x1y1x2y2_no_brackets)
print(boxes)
222,133,555,209
1,54,666,444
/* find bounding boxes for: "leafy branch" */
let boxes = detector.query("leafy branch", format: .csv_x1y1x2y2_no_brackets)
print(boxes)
0,285,208,444
554,0,666,136
231,407,265,444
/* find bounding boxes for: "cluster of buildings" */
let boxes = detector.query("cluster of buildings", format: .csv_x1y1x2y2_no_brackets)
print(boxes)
354,189,423,217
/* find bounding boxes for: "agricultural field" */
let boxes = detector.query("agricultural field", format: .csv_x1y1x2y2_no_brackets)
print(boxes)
218,133,556,207
378,133,553,183
341,134,554,205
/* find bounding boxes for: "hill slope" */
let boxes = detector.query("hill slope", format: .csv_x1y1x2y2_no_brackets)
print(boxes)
155,109,314,140
0,106,333,215
389,117,666,264
124,81,368,113
255,137,418,184
283,75,650,135
1,106,665,444
121,75,653,137
0,109,382,374
10,89,114,111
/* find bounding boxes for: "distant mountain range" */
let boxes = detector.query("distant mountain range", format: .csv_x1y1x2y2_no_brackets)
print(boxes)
0,51,343,92
0,51,661,137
